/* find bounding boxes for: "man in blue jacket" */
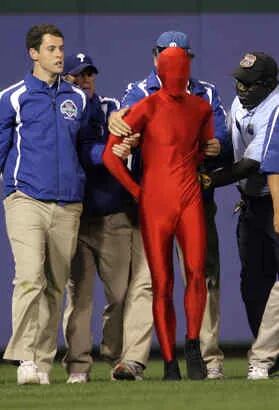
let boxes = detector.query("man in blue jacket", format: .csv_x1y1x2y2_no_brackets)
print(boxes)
109,31,230,379
61,53,153,383
0,24,91,385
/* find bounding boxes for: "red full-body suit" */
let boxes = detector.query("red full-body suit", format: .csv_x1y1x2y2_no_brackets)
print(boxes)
103,48,214,363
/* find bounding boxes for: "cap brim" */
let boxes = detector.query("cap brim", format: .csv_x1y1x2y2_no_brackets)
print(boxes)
232,67,261,84
67,63,98,75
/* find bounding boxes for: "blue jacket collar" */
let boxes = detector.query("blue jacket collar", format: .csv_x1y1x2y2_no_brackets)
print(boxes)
24,72,73,93
190,78,207,95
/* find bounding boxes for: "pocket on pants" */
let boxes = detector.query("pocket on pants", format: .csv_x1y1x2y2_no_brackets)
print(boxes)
3,190,33,211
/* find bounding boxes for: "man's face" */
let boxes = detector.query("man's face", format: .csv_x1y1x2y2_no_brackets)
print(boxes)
30,34,64,77
235,79,271,110
67,68,96,98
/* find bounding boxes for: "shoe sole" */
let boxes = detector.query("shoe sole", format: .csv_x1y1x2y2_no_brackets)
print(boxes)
17,377,40,385
247,376,269,380
112,370,143,381
112,371,137,381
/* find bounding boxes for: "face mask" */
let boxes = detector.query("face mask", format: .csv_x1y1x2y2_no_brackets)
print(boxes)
236,80,274,110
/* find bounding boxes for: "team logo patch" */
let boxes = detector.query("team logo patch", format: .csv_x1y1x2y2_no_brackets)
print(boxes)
60,99,78,120
169,41,178,47
240,53,257,68
77,52,85,62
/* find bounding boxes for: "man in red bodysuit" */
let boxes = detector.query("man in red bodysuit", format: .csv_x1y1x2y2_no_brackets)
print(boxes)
103,47,213,381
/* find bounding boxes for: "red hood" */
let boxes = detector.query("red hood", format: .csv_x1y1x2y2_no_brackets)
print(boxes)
157,47,190,98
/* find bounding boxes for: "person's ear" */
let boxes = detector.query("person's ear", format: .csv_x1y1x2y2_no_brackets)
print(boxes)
29,48,39,62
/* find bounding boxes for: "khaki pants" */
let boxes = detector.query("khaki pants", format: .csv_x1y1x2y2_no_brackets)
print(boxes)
249,281,279,367
63,212,153,374
3,191,82,373
177,200,224,369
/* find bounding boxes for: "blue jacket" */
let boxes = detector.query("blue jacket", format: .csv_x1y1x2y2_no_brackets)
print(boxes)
0,73,90,202
79,95,133,216
121,70,231,199
261,105,279,174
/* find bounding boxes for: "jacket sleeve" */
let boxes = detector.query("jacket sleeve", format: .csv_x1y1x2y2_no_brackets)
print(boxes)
80,97,123,168
0,93,16,173
78,96,107,167
204,85,233,169
261,105,279,174
211,86,228,145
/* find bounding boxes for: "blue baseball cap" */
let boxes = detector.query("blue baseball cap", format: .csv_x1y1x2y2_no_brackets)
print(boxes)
156,31,194,56
63,52,98,75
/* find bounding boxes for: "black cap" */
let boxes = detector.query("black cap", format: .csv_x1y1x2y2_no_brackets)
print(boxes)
233,52,278,85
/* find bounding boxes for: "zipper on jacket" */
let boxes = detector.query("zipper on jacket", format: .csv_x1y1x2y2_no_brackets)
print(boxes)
52,96,60,200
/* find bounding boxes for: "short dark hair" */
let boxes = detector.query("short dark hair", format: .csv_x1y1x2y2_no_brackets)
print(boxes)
26,24,64,51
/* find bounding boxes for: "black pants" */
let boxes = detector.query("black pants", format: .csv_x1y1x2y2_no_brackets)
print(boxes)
237,195,279,337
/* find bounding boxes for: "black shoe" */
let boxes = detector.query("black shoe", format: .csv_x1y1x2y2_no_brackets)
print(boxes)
163,359,182,381
268,356,279,376
185,338,207,380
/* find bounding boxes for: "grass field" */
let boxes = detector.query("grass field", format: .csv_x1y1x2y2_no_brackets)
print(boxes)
0,359,279,410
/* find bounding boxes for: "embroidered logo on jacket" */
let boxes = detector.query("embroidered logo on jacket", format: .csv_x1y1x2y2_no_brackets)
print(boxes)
60,99,78,120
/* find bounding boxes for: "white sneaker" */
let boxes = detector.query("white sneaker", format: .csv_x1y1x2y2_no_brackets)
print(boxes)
38,372,50,385
17,361,40,385
248,364,269,380
67,373,88,384
207,367,224,380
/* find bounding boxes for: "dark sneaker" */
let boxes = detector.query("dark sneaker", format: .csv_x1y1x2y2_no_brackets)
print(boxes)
185,339,207,380
111,360,144,381
163,359,182,381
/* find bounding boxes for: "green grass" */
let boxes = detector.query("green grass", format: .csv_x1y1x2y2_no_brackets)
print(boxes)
0,359,279,410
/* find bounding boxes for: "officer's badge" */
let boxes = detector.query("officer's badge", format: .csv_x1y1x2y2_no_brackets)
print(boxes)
240,53,257,68
169,42,178,47
60,99,78,120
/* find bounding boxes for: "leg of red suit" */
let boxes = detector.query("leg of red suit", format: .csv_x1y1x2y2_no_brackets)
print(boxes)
175,197,207,339
140,210,176,362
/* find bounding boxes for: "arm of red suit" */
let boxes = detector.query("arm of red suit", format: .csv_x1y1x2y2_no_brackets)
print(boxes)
103,98,150,200
198,108,214,164
103,133,141,200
